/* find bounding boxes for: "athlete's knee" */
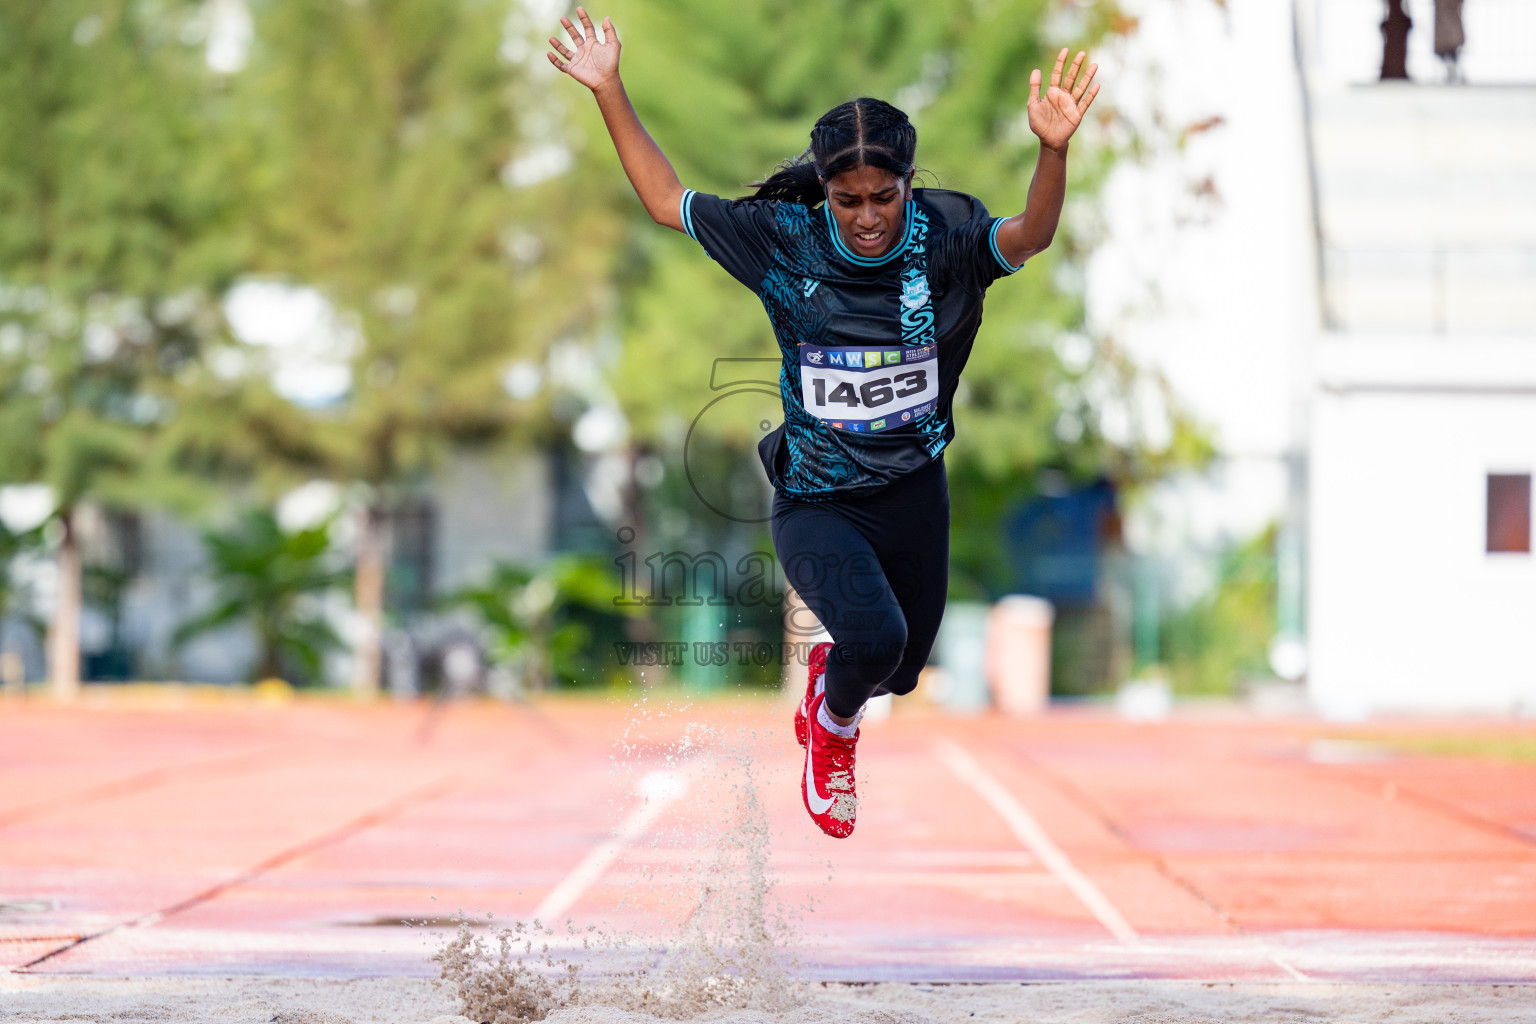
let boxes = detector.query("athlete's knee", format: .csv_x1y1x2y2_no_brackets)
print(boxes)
846,616,907,677
871,638,932,698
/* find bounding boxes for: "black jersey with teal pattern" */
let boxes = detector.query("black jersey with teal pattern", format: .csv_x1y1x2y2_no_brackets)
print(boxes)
679,186,1022,500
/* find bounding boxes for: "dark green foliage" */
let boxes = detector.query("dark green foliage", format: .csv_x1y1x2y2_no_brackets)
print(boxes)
1160,526,1279,695
1049,603,1122,697
174,509,347,685
0,2,243,298
0,518,43,630
449,556,641,690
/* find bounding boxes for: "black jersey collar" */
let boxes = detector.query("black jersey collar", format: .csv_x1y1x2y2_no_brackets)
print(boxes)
822,199,917,268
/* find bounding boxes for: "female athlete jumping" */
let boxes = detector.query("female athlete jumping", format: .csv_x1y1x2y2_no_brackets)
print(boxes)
548,7,1099,838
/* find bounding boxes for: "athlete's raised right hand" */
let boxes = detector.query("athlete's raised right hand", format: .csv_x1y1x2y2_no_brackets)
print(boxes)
547,7,619,92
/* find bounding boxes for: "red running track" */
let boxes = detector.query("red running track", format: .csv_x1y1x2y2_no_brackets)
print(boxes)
1,690,1534,983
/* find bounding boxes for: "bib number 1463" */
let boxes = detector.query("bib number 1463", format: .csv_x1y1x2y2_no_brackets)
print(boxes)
811,369,927,409
798,344,939,432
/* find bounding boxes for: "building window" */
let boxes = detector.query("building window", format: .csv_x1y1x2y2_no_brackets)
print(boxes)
1487,474,1531,554
387,498,436,613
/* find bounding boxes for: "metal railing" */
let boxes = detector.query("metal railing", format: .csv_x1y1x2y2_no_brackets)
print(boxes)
1321,243,1536,333
1297,0,1536,85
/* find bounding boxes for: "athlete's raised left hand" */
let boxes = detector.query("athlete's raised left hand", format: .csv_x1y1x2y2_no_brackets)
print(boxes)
1027,48,1100,152
547,6,620,93
991,49,1100,266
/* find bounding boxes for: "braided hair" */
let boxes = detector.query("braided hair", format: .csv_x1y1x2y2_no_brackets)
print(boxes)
747,97,917,206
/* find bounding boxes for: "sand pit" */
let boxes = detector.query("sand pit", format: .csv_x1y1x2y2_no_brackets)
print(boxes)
2,975,1534,1023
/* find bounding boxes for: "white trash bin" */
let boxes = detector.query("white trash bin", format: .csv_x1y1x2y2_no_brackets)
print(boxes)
986,595,1055,716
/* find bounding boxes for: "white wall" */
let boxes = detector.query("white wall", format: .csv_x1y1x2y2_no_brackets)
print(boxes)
1085,0,1317,643
1309,386,1536,715
1299,4,1536,715
125,509,256,685
1089,0,1315,465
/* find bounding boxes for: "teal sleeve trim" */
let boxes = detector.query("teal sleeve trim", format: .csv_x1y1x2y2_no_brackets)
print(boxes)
988,218,1024,275
680,189,699,243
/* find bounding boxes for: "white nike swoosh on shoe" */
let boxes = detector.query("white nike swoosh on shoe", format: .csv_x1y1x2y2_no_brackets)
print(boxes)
805,735,834,815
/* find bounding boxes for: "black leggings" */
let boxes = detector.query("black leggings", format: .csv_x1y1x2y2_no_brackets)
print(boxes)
770,458,950,719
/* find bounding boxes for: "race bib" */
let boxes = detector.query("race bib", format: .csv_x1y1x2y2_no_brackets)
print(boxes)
798,344,938,433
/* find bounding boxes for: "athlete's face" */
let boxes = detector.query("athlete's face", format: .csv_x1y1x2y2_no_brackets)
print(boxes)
821,165,911,259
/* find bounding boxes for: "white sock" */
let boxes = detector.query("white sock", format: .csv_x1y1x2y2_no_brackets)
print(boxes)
814,671,825,698
817,701,861,738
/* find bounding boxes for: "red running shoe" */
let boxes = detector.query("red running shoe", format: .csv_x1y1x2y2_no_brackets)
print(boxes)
801,691,858,838
795,641,834,748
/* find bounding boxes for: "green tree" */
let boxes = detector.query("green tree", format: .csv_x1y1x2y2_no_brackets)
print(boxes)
230,0,622,695
174,508,347,685
0,1,244,698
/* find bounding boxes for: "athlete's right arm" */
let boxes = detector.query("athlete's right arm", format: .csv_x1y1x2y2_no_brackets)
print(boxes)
547,8,686,233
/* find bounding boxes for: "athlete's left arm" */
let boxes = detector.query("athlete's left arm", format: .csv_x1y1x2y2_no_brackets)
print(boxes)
993,49,1101,268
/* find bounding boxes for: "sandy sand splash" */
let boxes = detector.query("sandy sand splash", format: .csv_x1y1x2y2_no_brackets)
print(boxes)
432,724,800,1023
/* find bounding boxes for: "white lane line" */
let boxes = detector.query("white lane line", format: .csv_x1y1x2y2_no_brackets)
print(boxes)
933,737,1140,944
1267,949,1312,982
531,768,690,924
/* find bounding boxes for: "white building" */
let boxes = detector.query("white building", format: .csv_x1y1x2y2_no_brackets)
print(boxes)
1299,0,1536,715
1091,0,1535,714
